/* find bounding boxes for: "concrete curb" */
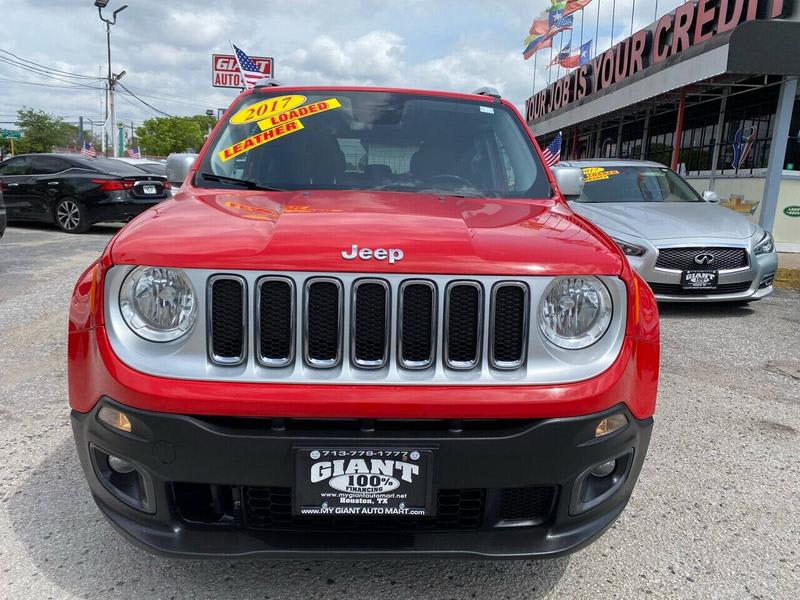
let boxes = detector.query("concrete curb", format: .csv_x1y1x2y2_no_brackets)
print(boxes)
775,267,800,289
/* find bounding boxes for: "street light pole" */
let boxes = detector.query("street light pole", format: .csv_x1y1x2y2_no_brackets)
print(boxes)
95,1,128,157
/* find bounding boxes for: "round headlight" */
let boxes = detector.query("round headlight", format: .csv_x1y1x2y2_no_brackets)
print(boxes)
120,266,197,342
538,277,612,350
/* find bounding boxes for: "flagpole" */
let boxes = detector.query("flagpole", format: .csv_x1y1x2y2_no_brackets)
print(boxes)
594,0,601,59
655,0,659,21
548,42,554,86
580,8,584,49
532,51,538,95
610,0,616,49
630,0,636,35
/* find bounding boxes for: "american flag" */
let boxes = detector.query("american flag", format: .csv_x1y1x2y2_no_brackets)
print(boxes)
232,43,267,89
541,132,562,167
80,141,96,157
126,146,141,159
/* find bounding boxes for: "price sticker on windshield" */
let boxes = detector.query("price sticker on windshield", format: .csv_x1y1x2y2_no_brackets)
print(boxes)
230,94,307,125
582,167,620,183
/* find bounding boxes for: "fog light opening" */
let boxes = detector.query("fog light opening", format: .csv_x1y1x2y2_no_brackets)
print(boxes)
107,454,136,474
98,406,133,433
595,413,628,438
590,459,616,478
90,445,155,513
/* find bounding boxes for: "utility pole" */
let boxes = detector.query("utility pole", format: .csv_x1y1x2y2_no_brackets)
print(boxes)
95,0,128,157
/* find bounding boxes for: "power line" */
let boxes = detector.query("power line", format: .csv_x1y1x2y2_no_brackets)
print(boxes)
0,48,103,80
115,91,168,118
0,74,104,91
116,82,173,117
114,86,218,110
0,59,105,90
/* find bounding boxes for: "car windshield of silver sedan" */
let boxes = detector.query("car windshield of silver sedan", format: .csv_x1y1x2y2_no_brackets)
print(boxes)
197,90,550,199
576,166,703,203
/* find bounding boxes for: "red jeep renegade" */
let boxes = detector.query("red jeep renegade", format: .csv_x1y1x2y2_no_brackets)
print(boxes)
68,84,659,559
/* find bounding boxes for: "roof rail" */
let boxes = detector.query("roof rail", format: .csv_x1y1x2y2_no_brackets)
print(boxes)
473,86,501,98
254,78,285,87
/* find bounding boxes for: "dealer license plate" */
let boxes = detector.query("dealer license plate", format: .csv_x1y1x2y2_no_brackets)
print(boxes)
681,270,718,289
294,448,434,517
142,184,157,195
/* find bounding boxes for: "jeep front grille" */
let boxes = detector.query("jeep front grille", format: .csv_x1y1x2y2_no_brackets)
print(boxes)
105,267,628,385
209,275,533,372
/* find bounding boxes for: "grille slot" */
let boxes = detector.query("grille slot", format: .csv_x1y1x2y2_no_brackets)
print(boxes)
498,486,556,523
351,279,390,368
304,278,343,367
445,282,483,369
647,281,752,296
257,277,295,367
490,283,529,369
208,276,246,365
398,280,436,369
243,487,485,531
655,247,748,271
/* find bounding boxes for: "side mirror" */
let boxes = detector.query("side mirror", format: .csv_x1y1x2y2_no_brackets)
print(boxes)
703,190,720,203
552,167,585,201
165,153,198,189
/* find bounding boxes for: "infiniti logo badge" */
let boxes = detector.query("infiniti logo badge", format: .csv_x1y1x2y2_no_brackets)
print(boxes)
694,252,715,265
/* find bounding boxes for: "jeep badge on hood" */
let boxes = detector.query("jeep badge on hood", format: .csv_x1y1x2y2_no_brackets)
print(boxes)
341,244,404,264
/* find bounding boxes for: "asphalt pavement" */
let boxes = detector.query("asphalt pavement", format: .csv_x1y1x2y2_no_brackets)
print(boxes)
0,223,798,600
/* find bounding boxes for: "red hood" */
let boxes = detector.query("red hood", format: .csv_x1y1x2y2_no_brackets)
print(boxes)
109,189,623,276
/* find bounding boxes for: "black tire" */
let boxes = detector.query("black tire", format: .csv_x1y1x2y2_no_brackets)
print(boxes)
54,197,90,234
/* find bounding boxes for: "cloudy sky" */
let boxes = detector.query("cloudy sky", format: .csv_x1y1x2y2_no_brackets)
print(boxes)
0,0,686,131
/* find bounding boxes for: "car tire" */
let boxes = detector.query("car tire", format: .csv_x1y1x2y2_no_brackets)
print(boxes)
54,197,90,234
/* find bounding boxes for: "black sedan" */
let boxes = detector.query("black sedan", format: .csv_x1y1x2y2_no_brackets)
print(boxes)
0,153,171,233
0,183,6,239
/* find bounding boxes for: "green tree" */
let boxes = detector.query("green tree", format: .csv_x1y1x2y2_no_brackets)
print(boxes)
136,115,216,156
15,107,77,153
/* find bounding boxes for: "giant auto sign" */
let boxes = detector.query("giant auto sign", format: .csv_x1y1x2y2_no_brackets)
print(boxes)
525,0,787,122
212,54,274,88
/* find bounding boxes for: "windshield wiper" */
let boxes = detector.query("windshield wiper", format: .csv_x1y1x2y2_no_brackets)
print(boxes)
368,182,486,198
198,172,285,192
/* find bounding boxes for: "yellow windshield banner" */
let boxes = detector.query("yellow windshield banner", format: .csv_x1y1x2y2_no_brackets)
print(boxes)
229,95,307,125
257,98,342,131
218,120,305,162
582,167,620,183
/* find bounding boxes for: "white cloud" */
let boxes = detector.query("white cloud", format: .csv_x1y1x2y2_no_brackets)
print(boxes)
1,0,685,127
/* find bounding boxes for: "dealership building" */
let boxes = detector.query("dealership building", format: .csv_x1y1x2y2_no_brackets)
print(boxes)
526,0,800,251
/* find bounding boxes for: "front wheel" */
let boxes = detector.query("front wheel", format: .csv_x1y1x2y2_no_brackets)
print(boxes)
55,197,90,233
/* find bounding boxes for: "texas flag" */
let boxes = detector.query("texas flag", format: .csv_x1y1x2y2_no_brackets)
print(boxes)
557,41,592,69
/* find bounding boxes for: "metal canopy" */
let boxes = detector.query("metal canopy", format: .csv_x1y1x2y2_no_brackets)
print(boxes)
529,20,800,137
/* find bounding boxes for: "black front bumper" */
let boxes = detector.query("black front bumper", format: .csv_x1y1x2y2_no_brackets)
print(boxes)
71,399,652,559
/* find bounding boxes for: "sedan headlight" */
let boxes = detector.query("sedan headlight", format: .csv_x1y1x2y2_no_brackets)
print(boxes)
754,231,775,255
119,266,197,342
539,277,612,350
611,237,646,257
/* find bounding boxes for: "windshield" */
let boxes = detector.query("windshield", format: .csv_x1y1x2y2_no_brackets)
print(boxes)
197,90,549,198
575,166,703,203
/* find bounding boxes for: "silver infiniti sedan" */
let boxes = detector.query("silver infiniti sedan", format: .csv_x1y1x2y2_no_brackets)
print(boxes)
555,160,778,302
